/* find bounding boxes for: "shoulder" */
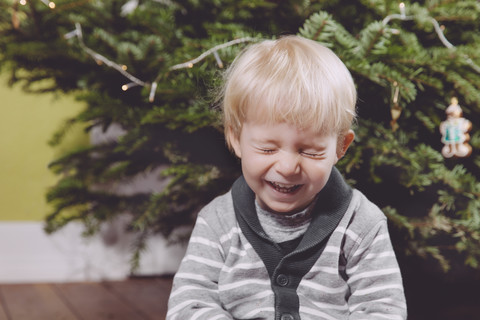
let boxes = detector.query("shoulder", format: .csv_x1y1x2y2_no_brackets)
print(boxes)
186,190,240,257
346,188,387,229
196,190,237,229
334,189,387,248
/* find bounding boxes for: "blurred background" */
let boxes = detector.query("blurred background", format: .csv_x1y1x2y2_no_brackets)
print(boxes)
0,78,186,284
1,0,480,319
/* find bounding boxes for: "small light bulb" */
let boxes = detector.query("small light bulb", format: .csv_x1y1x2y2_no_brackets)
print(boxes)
213,51,224,68
149,82,158,103
19,0,27,5
187,63,194,68
49,1,55,9
121,65,128,71
399,2,406,18
122,82,139,91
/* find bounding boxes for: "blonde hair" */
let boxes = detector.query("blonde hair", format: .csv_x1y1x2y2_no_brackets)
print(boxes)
220,35,357,148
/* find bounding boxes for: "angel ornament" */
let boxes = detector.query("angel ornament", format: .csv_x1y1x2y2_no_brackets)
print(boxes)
440,97,472,158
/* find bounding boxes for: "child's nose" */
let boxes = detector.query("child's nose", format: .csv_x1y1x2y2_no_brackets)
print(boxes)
275,151,301,176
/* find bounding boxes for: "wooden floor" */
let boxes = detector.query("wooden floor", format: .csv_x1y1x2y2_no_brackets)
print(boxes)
0,277,173,320
2,276,480,320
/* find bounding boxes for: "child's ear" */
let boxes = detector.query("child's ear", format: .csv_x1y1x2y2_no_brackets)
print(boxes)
336,130,355,162
227,127,242,158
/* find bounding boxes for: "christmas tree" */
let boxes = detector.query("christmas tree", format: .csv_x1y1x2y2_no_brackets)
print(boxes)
1,0,480,297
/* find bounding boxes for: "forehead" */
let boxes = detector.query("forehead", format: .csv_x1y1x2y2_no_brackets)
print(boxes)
241,117,337,143
243,98,330,135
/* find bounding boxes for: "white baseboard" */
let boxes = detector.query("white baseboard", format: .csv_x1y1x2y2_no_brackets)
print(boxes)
0,221,187,284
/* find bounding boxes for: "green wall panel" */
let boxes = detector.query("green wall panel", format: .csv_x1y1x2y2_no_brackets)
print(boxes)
0,74,88,221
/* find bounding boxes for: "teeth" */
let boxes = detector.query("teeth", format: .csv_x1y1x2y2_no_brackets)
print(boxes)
269,181,301,193
275,182,294,188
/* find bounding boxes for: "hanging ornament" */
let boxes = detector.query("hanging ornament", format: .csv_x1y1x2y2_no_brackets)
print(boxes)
390,82,402,131
11,1,23,30
12,7,20,29
440,97,472,158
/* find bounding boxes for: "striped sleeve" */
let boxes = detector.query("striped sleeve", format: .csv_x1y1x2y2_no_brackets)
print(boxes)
166,203,234,320
346,219,407,320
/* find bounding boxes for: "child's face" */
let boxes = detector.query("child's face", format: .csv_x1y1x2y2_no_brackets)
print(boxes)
229,120,352,214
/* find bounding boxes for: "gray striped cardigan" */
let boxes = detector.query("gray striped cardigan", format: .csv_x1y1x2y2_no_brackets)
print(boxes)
167,169,407,320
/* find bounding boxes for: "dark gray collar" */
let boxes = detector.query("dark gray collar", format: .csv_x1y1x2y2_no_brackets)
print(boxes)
231,167,353,319
232,167,352,253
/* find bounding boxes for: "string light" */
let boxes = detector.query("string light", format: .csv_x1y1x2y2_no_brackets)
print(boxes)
213,51,224,68
169,37,256,71
399,2,406,19
40,0,55,9
382,2,480,74
64,28,79,40
21,1,480,102
382,4,413,25
149,82,158,103
64,22,256,102
65,23,147,87
18,0,56,8
121,82,140,91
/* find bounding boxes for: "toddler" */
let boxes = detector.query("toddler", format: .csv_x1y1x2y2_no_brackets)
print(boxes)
167,35,407,320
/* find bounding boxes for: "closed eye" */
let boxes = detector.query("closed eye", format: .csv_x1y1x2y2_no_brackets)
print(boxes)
259,149,275,154
253,145,276,154
301,151,324,159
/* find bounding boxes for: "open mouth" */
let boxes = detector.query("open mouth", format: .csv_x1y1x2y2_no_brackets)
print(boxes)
268,181,302,194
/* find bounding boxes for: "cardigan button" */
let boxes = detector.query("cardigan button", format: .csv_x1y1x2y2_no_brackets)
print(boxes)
280,313,294,320
276,274,289,287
